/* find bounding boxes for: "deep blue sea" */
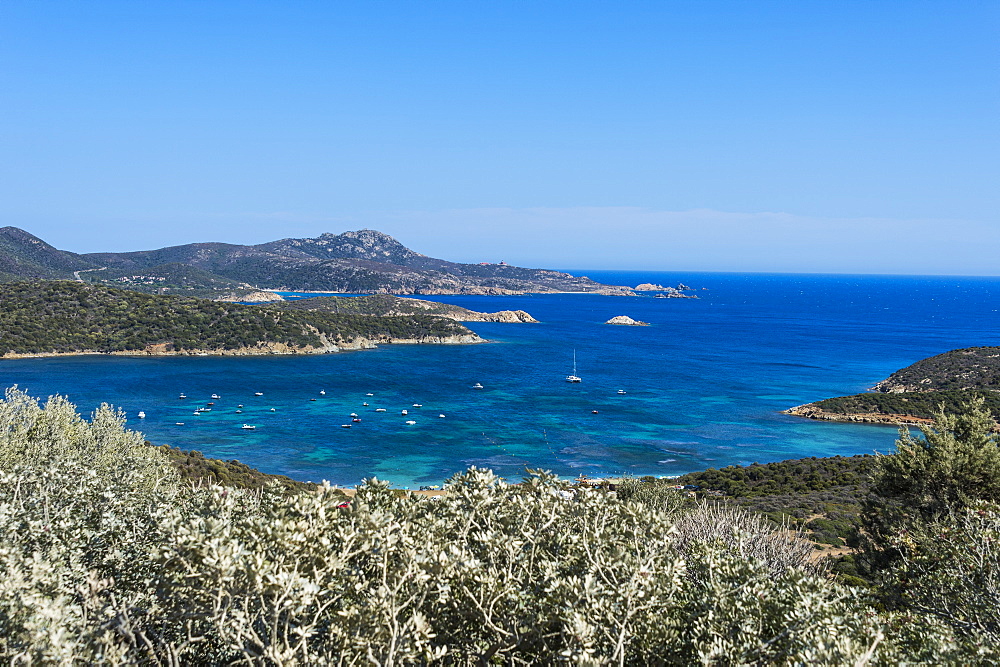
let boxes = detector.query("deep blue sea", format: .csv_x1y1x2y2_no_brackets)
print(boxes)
3,271,1000,488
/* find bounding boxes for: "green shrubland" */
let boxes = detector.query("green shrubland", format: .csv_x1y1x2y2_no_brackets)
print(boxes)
3,388,1000,663
0,281,473,355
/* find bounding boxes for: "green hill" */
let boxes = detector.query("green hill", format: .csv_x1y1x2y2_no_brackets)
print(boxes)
786,346,1000,425
873,346,1000,392
0,226,96,281
0,281,477,356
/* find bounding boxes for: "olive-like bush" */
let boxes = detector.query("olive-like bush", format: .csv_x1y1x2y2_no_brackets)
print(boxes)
0,388,961,664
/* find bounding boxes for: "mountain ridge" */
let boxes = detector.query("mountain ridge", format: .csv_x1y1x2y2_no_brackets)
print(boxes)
0,227,631,295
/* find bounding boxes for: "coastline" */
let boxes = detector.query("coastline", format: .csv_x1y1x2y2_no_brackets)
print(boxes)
0,333,485,360
783,403,932,427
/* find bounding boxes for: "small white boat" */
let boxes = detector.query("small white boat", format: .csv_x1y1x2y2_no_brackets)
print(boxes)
350,412,358,417
192,411,201,416
270,408,276,412
472,383,484,389
175,422,184,425
320,390,326,395
375,408,387,412
366,393,374,396
341,424,352,428
362,402,369,406
412,403,422,408
438,414,446,418
178,393,187,399
352,417,361,423
405,420,416,425
401,409,408,415
254,392,263,396
137,411,146,419
566,351,582,383
617,390,627,395
237,404,244,408
235,410,243,414
241,424,256,430
212,394,221,399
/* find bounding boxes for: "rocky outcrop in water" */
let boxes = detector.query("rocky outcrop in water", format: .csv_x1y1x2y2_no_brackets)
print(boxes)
605,315,649,326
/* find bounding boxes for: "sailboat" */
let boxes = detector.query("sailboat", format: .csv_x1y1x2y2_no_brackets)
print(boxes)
566,350,582,383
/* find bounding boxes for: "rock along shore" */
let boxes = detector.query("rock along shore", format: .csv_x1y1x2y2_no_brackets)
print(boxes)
783,402,934,426
0,333,484,359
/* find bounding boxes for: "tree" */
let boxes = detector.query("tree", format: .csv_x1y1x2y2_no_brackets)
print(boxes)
860,397,1000,571
858,398,1000,656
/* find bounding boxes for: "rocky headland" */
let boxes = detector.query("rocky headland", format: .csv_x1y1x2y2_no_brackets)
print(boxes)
214,289,285,303
784,346,1000,426
270,294,539,323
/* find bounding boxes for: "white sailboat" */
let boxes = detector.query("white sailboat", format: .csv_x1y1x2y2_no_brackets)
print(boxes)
566,350,582,383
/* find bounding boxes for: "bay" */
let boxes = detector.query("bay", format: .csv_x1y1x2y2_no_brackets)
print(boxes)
3,271,999,488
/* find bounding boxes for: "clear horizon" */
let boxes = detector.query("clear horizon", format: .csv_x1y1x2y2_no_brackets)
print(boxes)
2,2,996,274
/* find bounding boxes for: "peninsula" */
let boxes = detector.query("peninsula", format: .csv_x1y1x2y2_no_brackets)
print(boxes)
269,294,539,323
0,282,482,358
785,346,1000,425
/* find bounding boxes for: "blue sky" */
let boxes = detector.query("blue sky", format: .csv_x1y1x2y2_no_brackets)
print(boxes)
1,1,997,273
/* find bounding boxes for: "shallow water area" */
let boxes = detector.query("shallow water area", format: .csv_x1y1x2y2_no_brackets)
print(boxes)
4,271,999,488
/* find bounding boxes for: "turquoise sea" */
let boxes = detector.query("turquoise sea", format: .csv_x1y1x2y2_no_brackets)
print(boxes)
3,271,999,488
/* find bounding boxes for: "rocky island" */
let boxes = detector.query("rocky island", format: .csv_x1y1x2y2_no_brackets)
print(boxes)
785,346,1000,426
605,315,649,326
0,282,482,358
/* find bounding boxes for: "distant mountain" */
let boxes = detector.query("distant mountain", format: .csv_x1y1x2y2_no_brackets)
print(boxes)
0,227,630,295
82,228,631,294
0,227,96,280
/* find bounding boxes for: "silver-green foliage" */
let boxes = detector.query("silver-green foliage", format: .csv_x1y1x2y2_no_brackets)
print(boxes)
0,388,957,664
0,388,179,663
157,469,950,664
881,502,1000,660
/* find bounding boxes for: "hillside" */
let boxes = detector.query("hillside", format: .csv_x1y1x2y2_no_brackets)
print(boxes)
0,227,631,295
786,346,1000,425
271,294,538,322
873,346,1000,392
672,455,873,549
0,226,96,281
79,229,632,295
0,281,479,357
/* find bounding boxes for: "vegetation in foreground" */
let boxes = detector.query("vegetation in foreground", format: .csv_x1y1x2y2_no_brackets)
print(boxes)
672,455,872,549
1,388,999,663
156,444,323,494
0,281,474,355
